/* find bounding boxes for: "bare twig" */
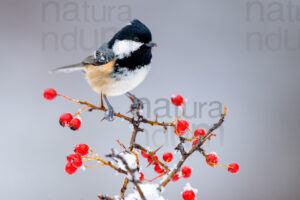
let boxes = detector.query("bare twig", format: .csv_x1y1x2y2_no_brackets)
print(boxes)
58,94,174,128
97,195,116,200
159,110,226,190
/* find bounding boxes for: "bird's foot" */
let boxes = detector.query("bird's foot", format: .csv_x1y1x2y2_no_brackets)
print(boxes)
126,92,144,111
131,98,144,110
103,95,115,122
105,106,115,121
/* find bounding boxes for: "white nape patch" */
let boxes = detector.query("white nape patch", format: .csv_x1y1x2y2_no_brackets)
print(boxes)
103,65,151,96
112,39,143,59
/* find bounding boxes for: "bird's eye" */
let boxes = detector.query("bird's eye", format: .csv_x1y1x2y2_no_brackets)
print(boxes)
133,37,139,41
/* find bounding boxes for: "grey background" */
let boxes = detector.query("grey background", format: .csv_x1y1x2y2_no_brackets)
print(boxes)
1,0,300,199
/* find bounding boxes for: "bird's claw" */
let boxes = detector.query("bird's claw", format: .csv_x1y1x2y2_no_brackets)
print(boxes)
105,108,115,121
130,98,144,110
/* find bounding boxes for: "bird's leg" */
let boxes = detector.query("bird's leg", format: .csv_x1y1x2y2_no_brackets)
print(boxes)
100,92,104,109
103,95,114,121
126,92,144,110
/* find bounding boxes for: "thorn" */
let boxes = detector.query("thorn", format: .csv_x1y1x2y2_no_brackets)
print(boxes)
100,117,106,122
208,133,217,140
153,146,163,154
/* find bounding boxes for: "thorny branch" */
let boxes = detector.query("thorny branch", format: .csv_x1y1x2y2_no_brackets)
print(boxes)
159,109,227,189
56,93,227,199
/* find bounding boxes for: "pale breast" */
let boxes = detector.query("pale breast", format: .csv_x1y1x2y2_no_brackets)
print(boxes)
85,61,150,96
103,65,151,96
84,60,116,94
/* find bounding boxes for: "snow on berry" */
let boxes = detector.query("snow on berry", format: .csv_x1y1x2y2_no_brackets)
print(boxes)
67,153,82,168
69,118,81,131
182,183,198,200
206,152,219,167
74,144,89,156
228,163,239,174
43,88,57,100
194,129,205,137
59,113,73,127
182,190,195,200
65,162,78,175
172,174,180,182
163,152,173,162
171,95,184,106
181,166,192,178
176,120,190,136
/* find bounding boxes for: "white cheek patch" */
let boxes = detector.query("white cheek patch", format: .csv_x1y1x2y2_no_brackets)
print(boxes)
112,40,143,59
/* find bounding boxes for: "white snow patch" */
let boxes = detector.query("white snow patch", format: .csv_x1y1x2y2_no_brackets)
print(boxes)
117,152,138,171
183,183,198,194
125,183,165,200
80,165,86,171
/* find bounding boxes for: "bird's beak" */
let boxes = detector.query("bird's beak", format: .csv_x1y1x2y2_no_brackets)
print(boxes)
146,42,157,48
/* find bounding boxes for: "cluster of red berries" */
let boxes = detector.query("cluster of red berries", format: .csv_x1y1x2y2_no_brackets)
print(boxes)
140,151,168,175
139,150,192,182
206,152,239,173
65,144,89,175
172,166,192,182
171,95,206,140
43,89,82,131
59,113,81,131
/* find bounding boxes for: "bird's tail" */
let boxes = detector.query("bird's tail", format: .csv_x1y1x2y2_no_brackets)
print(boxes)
49,63,85,74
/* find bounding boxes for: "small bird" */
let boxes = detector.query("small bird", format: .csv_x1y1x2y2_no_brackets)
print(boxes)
51,19,157,121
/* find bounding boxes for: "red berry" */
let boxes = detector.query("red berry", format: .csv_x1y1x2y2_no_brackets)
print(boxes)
182,190,195,200
172,174,180,182
69,118,81,131
74,144,89,156
148,155,159,165
67,154,82,168
181,166,192,178
65,162,77,175
147,156,152,163
228,163,239,174
59,113,73,127
171,95,184,106
43,88,57,100
141,151,149,158
154,164,164,174
194,129,205,137
206,153,219,167
163,152,173,162
139,172,145,181
176,120,190,136
192,139,199,147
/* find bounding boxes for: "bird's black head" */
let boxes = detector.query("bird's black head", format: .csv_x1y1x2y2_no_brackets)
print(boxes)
108,19,153,47
108,19,156,71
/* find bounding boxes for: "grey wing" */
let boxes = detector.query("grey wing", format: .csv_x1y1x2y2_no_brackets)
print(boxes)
82,43,115,66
